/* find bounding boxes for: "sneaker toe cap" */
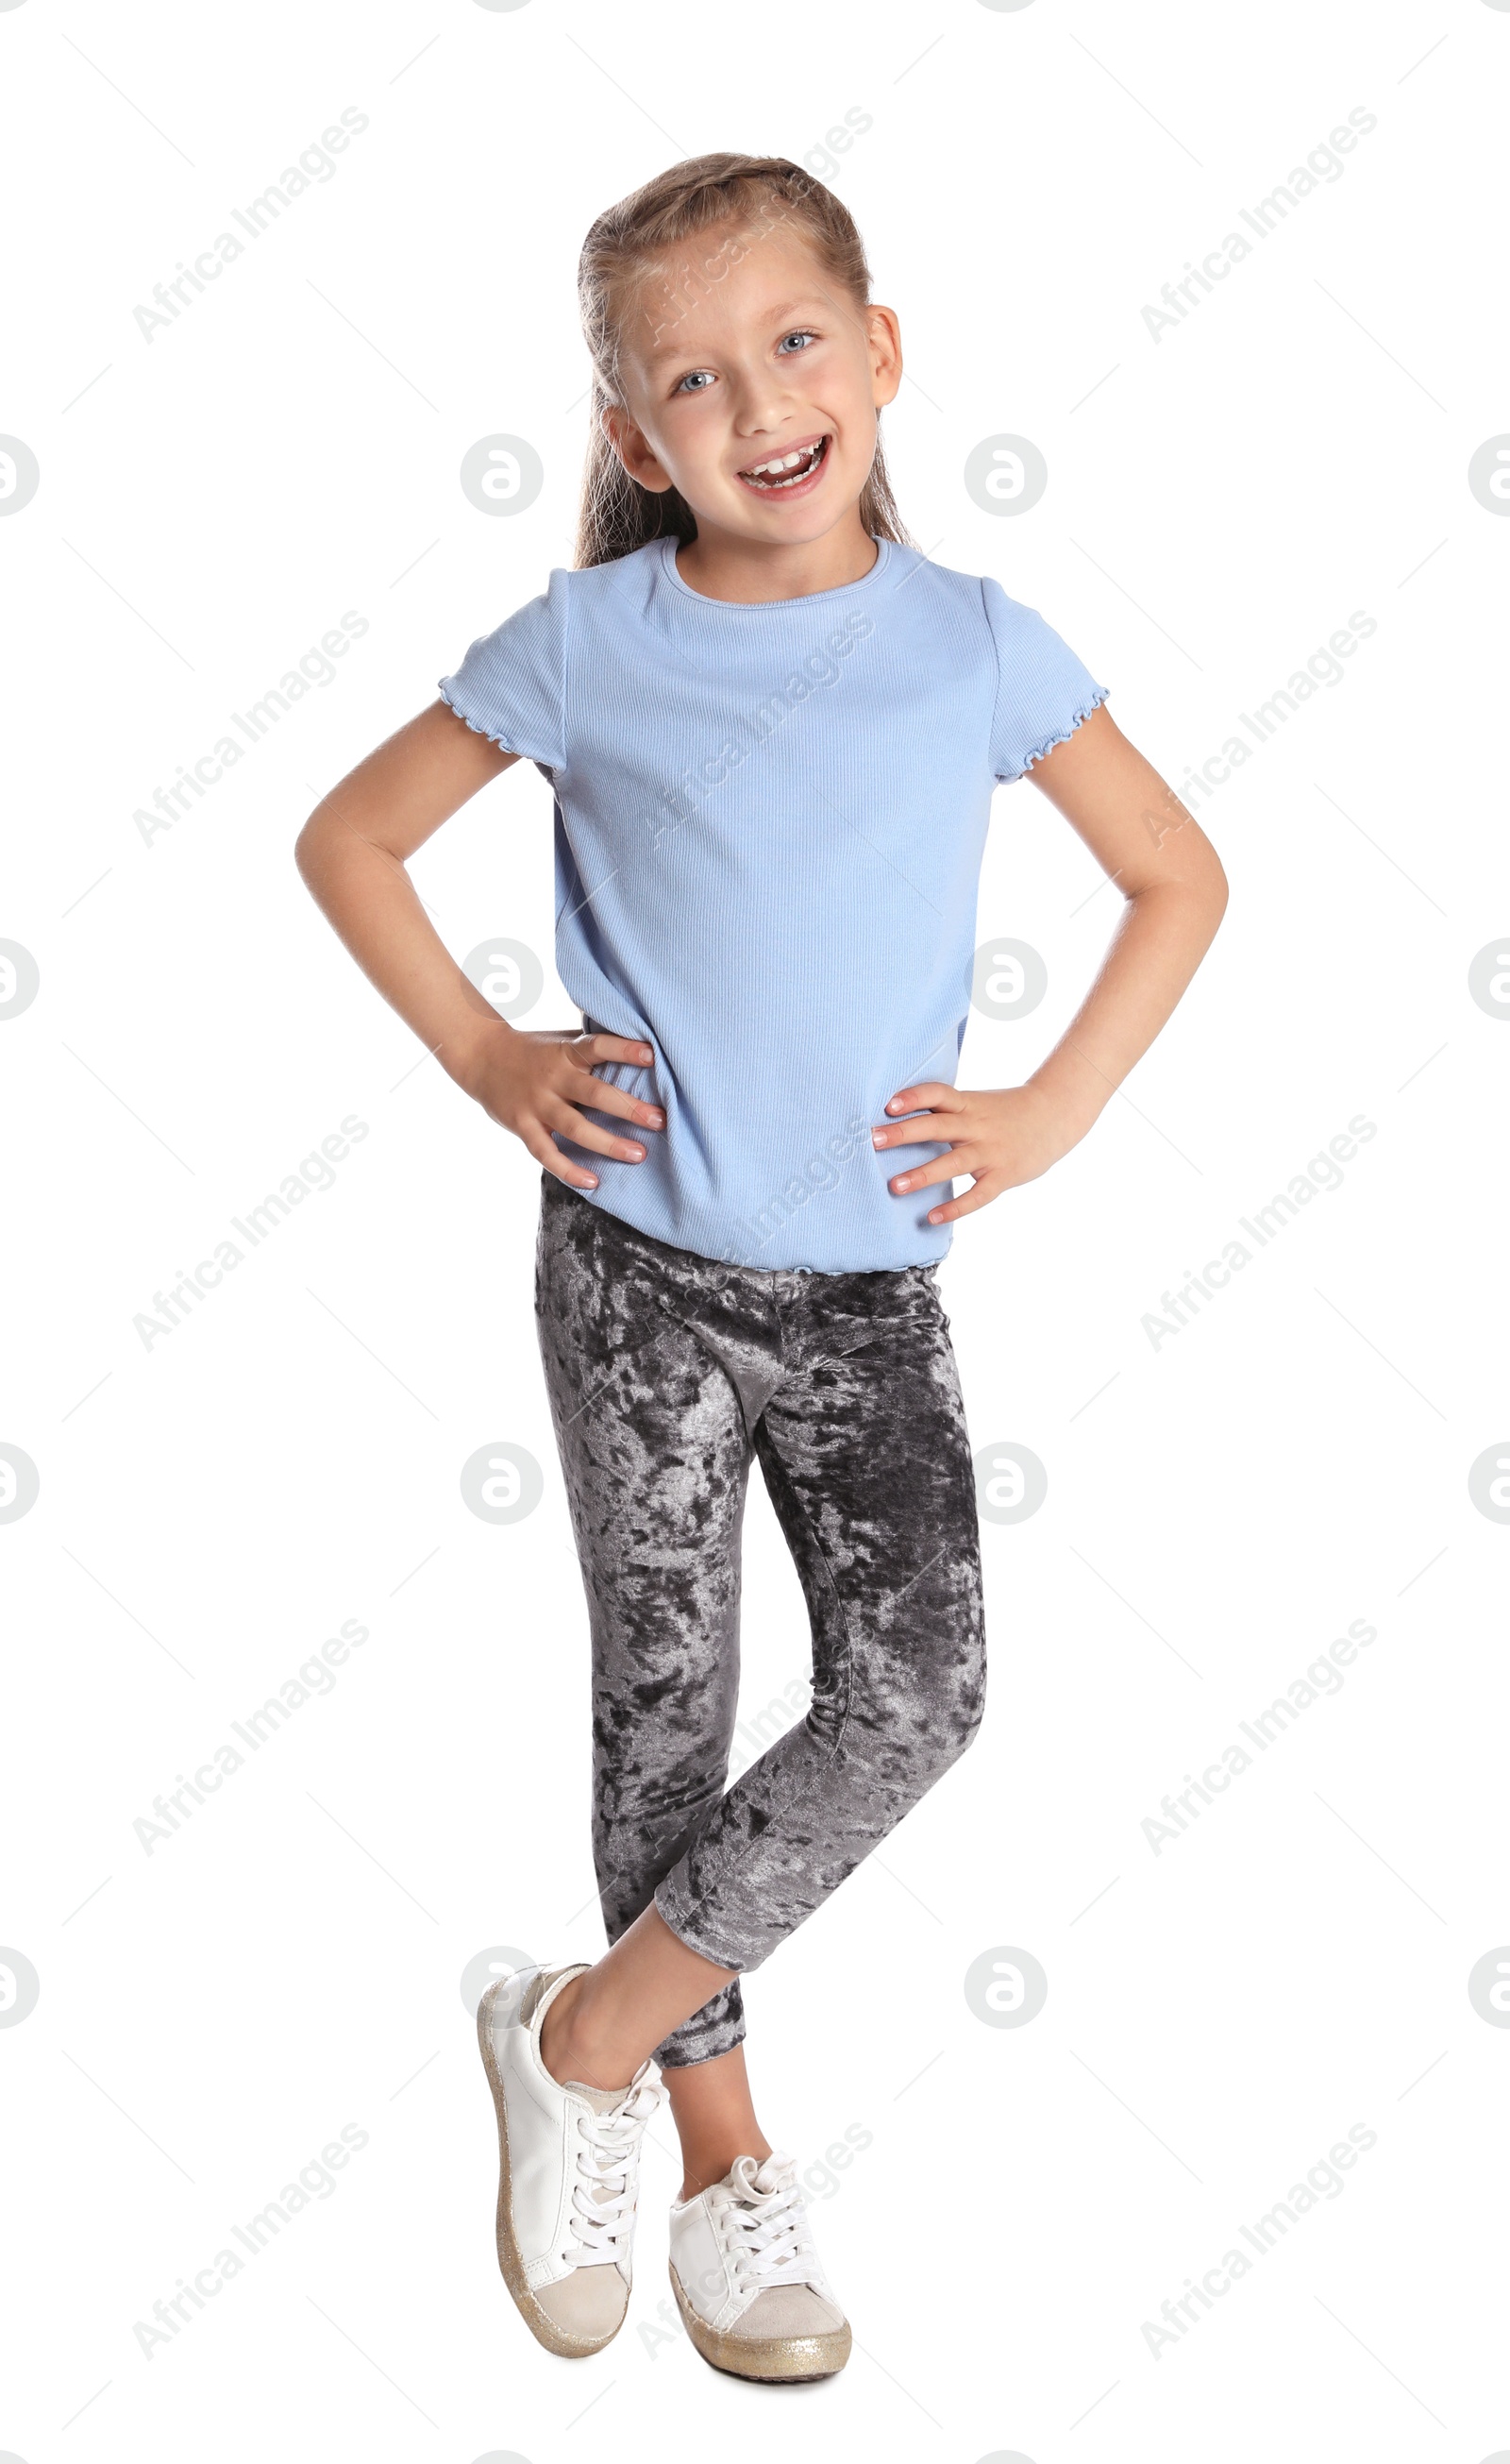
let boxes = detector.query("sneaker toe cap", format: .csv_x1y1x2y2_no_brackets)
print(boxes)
532,2266,629,2346
728,2284,846,2342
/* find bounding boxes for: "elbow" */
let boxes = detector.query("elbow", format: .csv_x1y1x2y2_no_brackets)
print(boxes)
294,808,326,886
1206,847,1232,926
1208,851,1231,933
1183,832,1230,939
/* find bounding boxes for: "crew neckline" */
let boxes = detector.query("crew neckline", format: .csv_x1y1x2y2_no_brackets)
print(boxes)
655,533,893,609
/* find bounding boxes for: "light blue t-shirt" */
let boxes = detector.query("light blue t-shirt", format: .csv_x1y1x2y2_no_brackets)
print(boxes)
440,535,1107,1273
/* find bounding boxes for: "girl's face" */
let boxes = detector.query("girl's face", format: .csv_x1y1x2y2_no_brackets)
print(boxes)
606,227,902,550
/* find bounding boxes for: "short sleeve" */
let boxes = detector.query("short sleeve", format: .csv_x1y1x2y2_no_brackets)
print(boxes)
982,576,1108,785
438,566,569,775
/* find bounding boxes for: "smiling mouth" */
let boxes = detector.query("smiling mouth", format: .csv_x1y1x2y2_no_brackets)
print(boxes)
737,435,830,491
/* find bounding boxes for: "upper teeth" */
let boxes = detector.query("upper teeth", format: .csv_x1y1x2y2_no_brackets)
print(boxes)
745,444,819,477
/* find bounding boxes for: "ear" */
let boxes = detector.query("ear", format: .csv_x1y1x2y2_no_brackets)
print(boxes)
865,305,903,413
601,401,675,497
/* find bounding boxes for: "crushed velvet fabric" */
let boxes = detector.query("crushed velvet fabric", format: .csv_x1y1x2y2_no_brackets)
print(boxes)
535,1170,987,2067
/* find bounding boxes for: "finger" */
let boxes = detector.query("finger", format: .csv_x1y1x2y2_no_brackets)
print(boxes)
585,1032,656,1068
924,1172,1005,1225
872,1105,983,1149
886,1148,984,1196
523,1128,600,1193
884,1082,965,1117
565,1064,664,1130
542,1099,650,1165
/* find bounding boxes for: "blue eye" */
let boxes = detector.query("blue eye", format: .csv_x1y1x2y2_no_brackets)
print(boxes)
675,369,714,394
777,329,817,354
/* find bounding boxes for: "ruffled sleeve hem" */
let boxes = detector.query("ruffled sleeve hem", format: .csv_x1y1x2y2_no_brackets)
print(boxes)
1015,684,1111,779
437,682,518,753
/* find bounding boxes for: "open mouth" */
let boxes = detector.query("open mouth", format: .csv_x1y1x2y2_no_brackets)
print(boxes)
736,434,830,493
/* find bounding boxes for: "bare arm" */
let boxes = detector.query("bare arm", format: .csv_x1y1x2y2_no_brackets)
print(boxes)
871,704,1229,1224
294,701,663,1189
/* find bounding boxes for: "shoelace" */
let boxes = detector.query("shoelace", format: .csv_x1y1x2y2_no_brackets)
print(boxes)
566,2075,663,2267
720,2154,817,2295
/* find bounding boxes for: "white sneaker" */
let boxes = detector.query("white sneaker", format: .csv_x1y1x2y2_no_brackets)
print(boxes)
477,1961,663,2356
668,2150,852,2382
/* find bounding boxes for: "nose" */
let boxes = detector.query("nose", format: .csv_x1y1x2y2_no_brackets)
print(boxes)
728,361,799,443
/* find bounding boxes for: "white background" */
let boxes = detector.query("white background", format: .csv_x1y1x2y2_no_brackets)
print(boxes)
4,1,1509,2456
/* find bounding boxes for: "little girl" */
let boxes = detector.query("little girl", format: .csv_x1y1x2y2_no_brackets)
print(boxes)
296,153,1227,2386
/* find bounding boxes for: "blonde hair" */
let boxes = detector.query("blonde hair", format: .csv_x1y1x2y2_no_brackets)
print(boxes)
574,152,911,568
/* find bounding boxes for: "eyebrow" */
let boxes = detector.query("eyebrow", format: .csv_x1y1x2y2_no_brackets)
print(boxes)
641,298,830,368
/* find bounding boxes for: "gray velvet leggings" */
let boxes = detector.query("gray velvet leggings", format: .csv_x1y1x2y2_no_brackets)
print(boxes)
534,1170,987,2068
